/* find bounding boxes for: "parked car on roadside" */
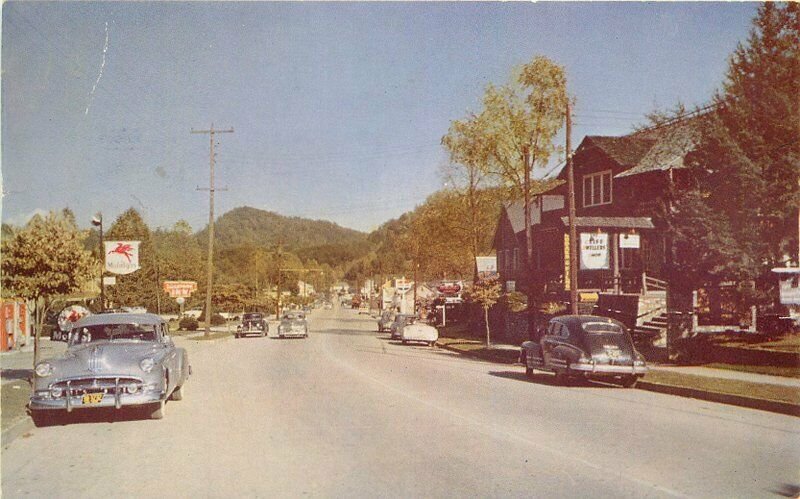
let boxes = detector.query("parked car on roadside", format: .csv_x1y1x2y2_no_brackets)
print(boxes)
389,314,415,340
377,310,395,332
236,312,269,338
400,318,438,346
277,312,308,339
29,313,190,425
520,315,647,387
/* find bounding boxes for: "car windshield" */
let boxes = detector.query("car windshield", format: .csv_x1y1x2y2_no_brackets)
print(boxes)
243,314,262,321
283,313,305,321
582,322,624,335
70,323,158,345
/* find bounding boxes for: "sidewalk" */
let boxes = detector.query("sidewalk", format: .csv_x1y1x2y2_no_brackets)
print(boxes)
436,339,800,416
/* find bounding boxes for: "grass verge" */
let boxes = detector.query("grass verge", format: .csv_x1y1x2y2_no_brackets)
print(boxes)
702,363,800,379
643,369,800,405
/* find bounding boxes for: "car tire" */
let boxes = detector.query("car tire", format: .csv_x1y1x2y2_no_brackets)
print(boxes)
149,400,165,420
429,341,435,347
171,384,184,401
554,371,571,386
621,376,638,388
401,340,407,345
525,367,534,378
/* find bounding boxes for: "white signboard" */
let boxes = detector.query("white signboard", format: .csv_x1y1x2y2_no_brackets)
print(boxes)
580,233,609,270
619,233,640,249
777,273,800,305
105,241,141,275
476,256,497,280
102,276,117,286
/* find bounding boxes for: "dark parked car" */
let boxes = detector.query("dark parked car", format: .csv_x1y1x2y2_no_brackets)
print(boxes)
520,315,647,387
236,312,269,338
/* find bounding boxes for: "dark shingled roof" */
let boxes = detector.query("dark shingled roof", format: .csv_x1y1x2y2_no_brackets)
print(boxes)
559,216,655,229
557,116,703,179
583,136,657,167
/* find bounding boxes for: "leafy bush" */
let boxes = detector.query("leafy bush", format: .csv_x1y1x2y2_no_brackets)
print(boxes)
504,292,528,313
179,316,199,331
197,312,226,326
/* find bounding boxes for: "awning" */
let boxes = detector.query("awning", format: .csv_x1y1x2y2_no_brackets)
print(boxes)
559,216,655,230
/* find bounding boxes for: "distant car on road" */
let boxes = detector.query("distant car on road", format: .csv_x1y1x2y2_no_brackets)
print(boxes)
520,315,647,387
389,314,415,340
400,318,438,346
29,313,190,424
377,310,395,332
183,307,202,319
277,312,308,339
236,312,269,338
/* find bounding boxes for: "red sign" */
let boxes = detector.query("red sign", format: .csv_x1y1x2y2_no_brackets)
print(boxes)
437,282,462,295
162,281,198,298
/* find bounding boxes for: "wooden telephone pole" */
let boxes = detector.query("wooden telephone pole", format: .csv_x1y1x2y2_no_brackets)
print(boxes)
192,124,234,337
566,100,579,314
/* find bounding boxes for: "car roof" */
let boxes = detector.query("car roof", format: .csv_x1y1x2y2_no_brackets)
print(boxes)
73,313,165,328
550,315,624,329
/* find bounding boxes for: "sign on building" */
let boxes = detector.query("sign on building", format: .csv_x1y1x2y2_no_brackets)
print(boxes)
104,241,141,275
580,233,609,270
619,233,640,249
162,280,198,298
476,256,497,280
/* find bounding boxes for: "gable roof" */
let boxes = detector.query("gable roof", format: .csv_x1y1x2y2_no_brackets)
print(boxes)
557,116,703,180
502,200,526,234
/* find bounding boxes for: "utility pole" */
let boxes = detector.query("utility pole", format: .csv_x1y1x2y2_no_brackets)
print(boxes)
192,124,234,337
566,100,579,315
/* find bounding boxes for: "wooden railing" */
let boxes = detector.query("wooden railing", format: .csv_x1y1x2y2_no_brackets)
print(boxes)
642,273,667,293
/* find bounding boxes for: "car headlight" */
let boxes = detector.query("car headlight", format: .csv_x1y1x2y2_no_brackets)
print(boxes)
139,358,155,373
50,386,63,397
35,362,53,377
126,383,140,394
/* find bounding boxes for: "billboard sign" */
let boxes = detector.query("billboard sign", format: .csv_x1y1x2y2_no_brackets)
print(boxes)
105,241,141,275
619,233,640,249
162,281,198,298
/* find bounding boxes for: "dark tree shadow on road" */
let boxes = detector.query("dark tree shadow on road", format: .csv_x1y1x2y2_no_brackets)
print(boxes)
30,404,172,428
488,370,612,389
769,483,800,497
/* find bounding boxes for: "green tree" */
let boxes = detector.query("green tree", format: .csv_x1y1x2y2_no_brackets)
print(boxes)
673,3,800,298
1,211,94,364
471,275,502,346
105,208,163,312
481,57,568,281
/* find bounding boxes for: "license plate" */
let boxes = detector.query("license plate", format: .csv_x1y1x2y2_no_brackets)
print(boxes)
82,393,104,405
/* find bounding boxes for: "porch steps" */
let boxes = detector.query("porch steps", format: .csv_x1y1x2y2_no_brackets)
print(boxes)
633,312,668,346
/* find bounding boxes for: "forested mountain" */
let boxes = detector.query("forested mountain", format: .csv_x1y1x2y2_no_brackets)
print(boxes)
199,207,368,253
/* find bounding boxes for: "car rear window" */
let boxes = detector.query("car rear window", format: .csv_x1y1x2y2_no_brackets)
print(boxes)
582,322,624,334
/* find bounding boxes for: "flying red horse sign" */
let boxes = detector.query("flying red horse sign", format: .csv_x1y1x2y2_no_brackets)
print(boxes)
104,241,141,275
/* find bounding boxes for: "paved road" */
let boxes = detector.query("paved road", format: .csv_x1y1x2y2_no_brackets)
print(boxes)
2,307,799,498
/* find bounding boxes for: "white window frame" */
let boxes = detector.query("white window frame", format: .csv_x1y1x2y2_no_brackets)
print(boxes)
583,170,613,207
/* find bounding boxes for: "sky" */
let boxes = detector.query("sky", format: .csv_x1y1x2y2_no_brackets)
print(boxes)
1,2,759,233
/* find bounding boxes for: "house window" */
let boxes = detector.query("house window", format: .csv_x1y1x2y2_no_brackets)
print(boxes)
513,248,519,271
583,170,612,207
504,249,511,271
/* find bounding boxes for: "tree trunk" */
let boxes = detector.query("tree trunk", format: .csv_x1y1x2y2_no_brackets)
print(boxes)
484,306,491,347
33,297,42,367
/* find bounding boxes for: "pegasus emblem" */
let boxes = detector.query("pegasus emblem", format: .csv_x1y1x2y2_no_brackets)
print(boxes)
108,243,134,262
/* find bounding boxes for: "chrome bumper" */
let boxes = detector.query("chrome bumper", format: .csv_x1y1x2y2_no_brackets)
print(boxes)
30,392,163,412
570,363,648,375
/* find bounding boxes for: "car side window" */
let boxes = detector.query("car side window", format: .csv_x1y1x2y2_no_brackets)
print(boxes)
547,322,558,337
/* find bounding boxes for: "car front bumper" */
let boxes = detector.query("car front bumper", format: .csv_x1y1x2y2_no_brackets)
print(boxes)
279,328,307,337
30,391,164,412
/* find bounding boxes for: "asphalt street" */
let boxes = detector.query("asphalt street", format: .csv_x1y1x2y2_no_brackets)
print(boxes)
2,306,799,498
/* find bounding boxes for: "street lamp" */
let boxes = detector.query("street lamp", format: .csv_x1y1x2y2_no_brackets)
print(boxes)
91,213,104,311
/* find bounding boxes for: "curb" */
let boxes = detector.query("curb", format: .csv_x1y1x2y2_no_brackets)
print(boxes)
636,381,800,417
435,342,800,417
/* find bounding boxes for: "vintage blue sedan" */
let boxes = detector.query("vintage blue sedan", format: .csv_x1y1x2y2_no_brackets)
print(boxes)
520,315,647,387
29,313,190,424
